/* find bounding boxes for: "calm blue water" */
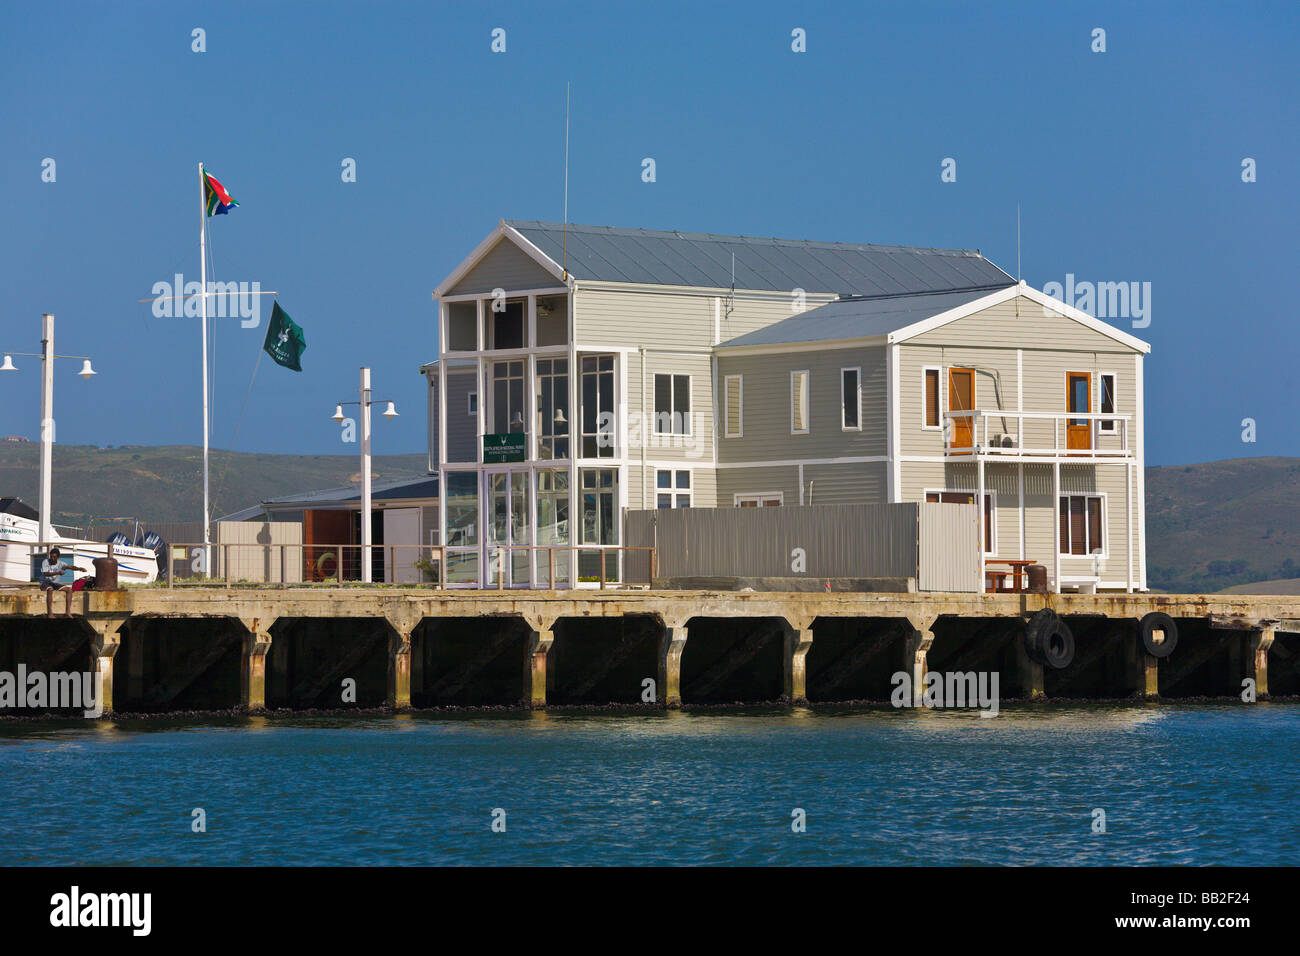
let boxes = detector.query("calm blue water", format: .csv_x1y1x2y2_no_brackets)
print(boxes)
1,704,1295,866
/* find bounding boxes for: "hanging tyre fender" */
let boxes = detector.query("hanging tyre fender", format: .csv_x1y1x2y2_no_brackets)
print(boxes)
1139,612,1178,659
1023,608,1076,670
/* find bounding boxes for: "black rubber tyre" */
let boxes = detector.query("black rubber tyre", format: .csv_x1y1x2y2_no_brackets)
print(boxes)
1023,608,1055,665
1140,612,1178,658
1024,608,1075,670
1040,617,1075,670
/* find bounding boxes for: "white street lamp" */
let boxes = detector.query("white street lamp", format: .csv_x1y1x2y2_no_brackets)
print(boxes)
330,367,397,583
0,314,98,543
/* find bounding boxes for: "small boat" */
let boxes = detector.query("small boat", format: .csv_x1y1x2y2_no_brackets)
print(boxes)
0,497,159,585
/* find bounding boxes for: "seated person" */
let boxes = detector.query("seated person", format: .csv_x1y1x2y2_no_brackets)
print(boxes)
40,547,75,618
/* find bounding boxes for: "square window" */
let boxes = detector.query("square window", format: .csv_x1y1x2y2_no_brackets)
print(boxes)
653,373,691,435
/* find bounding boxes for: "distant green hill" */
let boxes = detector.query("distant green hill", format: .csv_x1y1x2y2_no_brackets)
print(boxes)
2,444,1296,593
1145,457,1300,593
1220,578,1300,595
0,443,428,528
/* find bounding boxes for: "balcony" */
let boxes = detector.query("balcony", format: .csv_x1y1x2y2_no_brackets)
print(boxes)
943,409,1133,460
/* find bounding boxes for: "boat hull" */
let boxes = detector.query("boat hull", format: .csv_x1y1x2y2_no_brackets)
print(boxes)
0,513,158,586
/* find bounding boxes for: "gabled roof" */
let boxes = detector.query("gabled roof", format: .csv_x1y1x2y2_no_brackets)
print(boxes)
717,282,1152,354
436,220,1014,298
507,220,1013,294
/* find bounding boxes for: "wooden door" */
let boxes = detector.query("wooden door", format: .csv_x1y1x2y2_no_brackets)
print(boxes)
948,368,974,450
1066,373,1092,451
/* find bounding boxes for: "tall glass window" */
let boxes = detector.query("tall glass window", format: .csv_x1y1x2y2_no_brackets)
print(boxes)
488,299,525,350
536,358,570,459
581,355,615,458
492,360,525,434
444,471,480,585
536,470,570,586
579,468,619,581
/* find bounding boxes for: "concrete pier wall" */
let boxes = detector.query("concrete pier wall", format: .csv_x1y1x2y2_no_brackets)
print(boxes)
0,588,1297,715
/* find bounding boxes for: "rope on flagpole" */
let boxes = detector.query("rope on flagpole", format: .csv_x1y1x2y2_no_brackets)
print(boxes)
232,340,265,449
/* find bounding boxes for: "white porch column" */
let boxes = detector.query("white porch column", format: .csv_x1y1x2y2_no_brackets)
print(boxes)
1052,460,1061,593
1126,459,1134,593
976,455,985,593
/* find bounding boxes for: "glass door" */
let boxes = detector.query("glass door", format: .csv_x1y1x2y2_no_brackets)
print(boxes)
947,368,974,451
1066,372,1092,451
485,470,532,587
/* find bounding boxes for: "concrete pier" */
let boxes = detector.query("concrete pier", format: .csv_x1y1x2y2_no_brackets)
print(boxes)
1,588,1297,715
240,617,272,711
783,620,814,703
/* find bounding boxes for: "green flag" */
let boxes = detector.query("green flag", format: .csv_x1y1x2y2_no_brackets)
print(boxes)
263,301,306,371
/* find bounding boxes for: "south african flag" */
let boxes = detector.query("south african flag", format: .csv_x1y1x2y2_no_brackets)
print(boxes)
203,169,238,216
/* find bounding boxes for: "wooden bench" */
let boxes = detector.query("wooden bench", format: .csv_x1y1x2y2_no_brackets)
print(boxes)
985,559,1036,593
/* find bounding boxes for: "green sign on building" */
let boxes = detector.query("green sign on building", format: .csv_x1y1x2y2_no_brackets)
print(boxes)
483,432,526,463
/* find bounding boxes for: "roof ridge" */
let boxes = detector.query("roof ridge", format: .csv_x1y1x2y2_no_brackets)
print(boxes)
505,219,988,257
834,282,1016,302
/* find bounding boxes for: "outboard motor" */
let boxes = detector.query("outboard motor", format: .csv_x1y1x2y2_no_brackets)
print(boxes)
141,531,168,576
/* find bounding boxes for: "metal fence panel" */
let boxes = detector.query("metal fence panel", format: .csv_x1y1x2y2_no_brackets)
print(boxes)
626,503,919,581
918,502,980,592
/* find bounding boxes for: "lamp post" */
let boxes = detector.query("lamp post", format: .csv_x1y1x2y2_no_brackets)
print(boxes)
1,314,97,544
331,366,397,583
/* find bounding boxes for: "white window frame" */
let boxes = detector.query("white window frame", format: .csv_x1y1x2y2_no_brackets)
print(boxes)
1058,492,1109,559
652,372,692,436
1098,372,1117,432
924,487,998,556
841,366,862,432
467,391,477,416
578,353,619,461
921,365,942,430
723,374,744,438
734,492,784,507
655,468,693,509
790,369,810,435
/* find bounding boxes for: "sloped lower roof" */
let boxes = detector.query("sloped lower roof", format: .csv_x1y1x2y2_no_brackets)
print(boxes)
262,476,439,508
719,286,1015,348
506,221,1013,296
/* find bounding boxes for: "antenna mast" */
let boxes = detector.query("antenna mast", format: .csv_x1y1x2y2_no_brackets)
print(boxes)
562,82,570,280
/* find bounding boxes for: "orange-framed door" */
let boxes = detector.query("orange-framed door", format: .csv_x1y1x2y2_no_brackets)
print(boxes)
1066,372,1092,451
948,368,974,451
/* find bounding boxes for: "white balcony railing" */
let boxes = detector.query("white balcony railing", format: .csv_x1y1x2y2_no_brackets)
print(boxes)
943,409,1133,459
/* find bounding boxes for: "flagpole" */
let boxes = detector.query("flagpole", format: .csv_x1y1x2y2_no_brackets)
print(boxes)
199,162,211,578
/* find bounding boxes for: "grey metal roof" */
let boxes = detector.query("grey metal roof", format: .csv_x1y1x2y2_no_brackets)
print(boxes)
718,286,1013,348
261,475,438,508
506,221,1013,296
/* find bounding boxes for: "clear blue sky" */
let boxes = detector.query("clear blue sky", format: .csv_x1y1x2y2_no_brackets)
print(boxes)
2,0,1296,467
